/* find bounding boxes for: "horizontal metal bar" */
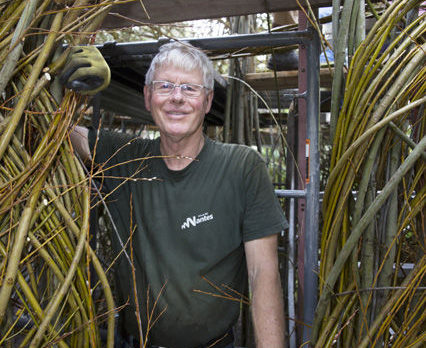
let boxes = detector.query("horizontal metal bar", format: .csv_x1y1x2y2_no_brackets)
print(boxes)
97,30,314,57
275,189,306,198
282,91,307,99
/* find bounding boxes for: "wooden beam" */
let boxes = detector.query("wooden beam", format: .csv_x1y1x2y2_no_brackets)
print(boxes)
102,0,332,28
244,68,333,90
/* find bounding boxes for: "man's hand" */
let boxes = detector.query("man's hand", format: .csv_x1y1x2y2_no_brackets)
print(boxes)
59,46,110,95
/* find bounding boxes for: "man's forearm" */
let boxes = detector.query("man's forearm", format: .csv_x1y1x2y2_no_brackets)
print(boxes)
250,269,285,347
69,125,91,161
245,235,286,347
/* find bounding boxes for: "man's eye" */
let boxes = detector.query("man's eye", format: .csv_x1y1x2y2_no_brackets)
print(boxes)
181,84,195,92
159,82,174,90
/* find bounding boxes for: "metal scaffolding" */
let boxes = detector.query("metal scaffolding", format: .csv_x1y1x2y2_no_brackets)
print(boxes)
97,28,320,346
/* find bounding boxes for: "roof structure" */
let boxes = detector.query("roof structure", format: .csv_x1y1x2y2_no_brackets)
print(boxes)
97,0,333,126
102,0,332,28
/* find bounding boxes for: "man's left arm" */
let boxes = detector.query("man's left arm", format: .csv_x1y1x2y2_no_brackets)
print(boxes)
245,234,286,347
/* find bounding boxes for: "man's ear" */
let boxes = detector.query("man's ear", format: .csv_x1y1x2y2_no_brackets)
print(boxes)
143,85,151,111
204,90,214,114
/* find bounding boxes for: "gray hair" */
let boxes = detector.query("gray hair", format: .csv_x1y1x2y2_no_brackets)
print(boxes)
144,41,215,90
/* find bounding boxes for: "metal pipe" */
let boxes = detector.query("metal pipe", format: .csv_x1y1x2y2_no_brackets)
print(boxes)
282,91,307,99
275,189,306,198
302,27,321,346
297,14,309,344
288,175,297,348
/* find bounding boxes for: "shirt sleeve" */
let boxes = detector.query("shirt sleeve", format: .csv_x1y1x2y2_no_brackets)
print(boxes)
242,152,288,242
87,128,151,194
88,127,138,165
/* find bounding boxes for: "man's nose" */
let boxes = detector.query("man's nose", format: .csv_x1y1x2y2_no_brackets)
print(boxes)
170,86,184,100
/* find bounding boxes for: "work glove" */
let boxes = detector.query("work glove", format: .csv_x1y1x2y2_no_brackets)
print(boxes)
59,46,110,95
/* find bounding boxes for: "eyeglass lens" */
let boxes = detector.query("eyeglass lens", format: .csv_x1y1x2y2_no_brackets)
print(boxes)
152,81,204,97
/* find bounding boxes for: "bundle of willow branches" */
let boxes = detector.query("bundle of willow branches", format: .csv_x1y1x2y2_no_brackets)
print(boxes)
312,0,425,347
0,1,117,346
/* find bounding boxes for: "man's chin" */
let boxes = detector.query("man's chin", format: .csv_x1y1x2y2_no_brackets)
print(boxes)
160,127,202,141
160,129,188,140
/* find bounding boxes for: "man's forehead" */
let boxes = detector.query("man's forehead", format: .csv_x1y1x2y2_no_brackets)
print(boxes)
154,64,203,82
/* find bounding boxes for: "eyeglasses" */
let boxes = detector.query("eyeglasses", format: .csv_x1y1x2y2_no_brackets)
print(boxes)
151,80,207,98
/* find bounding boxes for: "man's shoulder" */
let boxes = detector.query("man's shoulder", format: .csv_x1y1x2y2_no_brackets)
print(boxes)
208,139,264,163
98,129,155,146
89,128,158,161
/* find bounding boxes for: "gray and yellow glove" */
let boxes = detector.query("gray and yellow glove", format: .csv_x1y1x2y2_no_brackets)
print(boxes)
59,46,110,95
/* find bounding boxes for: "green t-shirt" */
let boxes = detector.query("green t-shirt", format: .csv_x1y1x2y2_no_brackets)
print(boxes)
88,129,287,347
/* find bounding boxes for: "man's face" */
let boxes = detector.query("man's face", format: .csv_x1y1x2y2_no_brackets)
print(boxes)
144,64,213,143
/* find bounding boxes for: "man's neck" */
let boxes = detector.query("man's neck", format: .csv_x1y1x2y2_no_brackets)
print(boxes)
160,133,205,171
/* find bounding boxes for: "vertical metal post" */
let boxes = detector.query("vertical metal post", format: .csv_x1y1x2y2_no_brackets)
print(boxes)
297,14,308,344
285,100,298,348
303,28,320,346
287,175,297,348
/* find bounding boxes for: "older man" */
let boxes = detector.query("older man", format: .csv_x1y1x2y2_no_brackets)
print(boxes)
67,42,287,348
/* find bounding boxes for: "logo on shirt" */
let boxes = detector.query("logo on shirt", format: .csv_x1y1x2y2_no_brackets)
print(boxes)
181,212,214,230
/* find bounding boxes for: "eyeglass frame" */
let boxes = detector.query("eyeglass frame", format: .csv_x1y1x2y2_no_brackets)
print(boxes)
150,80,209,98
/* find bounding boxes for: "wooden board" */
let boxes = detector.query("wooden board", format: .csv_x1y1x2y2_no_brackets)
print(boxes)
244,68,333,90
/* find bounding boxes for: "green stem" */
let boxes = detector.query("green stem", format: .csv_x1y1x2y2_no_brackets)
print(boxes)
312,136,426,343
0,171,47,325
29,185,89,347
0,241,69,348
329,0,355,140
46,168,116,348
328,96,426,191
315,284,356,348
376,139,400,298
357,185,375,338
0,10,63,161
0,0,39,96
366,0,380,19
389,120,426,161
343,12,425,151
355,0,365,49
351,128,385,338
358,258,425,348
0,1,26,42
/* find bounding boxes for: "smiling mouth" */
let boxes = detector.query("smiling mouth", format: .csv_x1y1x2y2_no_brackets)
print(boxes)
166,111,187,117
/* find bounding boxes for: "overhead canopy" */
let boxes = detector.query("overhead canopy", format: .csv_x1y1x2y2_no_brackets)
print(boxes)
98,30,325,127
102,0,332,28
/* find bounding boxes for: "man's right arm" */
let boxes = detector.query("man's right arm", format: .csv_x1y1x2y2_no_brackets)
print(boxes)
69,125,91,162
